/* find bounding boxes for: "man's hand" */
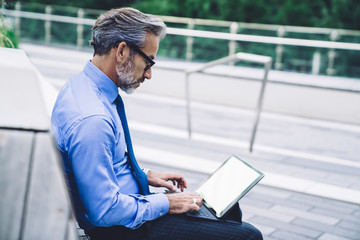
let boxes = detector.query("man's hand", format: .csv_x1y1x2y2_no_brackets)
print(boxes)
166,192,203,214
147,171,187,192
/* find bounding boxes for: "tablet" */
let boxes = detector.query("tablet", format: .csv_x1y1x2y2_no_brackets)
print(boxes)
196,154,264,218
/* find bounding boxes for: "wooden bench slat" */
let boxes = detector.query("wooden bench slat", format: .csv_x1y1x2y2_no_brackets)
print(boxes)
0,130,34,240
22,132,78,240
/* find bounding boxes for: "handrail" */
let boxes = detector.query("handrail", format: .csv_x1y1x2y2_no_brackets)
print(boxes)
166,28,360,51
8,2,360,37
5,9,95,25
185,53,272,152
5,9,360,51
4,7,359,77
5,9,360,52
161,16,360,36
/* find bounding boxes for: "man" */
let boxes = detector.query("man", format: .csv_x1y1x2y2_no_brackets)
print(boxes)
52,7,262,240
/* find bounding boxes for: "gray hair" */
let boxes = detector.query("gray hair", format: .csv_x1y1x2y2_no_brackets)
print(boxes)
90,8,166,56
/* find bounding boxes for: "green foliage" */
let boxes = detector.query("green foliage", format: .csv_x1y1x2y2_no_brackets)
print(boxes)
130,0,360,77
132,0,360,30
0,27,18,47
7,0,135,10
9,0,360,29
20,18,43,40
5,0,360,77
1,0,18,48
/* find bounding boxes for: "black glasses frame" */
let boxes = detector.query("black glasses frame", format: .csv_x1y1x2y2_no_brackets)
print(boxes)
127,42,155,72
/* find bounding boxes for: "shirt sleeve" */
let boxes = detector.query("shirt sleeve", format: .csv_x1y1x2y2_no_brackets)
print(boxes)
65,115,169,229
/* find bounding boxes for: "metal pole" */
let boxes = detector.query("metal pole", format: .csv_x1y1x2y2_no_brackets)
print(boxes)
14,2,21,38
249,60,272,152
275,27,285,70
326,30,338,75
44,5,51,44
312,51,321,75
185,72,192,138
186,19,195,61
228,22,238,66
76,8,84,49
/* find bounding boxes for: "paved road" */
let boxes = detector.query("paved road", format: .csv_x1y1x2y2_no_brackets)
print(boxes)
21,42,360,240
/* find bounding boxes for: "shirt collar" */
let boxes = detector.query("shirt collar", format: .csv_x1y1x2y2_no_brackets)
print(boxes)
83,60,119,103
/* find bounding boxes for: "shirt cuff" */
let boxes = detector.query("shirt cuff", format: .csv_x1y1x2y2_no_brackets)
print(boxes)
146,193,169,218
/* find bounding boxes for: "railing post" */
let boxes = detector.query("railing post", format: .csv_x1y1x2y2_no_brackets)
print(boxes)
186,19,195,61
275,26,285,70
229,22,238,66
14,2,21,38
77,8,84,49
312,51,321,75
44,5,52,44
185,72,192,138
326,30,339,76
249,59,272,152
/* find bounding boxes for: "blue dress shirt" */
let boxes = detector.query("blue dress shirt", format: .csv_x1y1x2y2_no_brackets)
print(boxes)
51,61,169,230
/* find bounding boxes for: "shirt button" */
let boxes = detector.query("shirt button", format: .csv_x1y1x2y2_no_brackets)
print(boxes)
159,212,163,216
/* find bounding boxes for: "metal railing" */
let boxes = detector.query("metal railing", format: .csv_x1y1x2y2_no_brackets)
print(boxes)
161,15,360,75
6,4,95,48
6,7,360,52
3,4,359,150
4,2,360,77
185,53,272,152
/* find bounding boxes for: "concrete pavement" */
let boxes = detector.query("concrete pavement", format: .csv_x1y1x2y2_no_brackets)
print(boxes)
128,95,360,239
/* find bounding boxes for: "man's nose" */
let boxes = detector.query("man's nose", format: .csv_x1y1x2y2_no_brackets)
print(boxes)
143,68,152,79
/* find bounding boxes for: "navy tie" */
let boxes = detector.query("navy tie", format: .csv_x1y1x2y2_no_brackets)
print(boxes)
115,95,150,195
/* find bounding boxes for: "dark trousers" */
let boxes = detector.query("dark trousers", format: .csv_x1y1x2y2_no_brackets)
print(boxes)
86,204,262,240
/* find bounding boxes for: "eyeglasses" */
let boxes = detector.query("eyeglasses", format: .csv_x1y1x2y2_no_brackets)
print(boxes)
127,42,155,72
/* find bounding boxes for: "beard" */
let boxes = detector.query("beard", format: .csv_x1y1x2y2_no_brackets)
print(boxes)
116,57,145,94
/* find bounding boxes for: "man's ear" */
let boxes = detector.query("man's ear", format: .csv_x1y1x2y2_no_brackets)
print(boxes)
115,42,129,63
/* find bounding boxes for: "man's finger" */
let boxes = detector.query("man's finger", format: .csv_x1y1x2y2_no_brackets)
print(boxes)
164,182,177,191
190,203,200,212
181,178,188,189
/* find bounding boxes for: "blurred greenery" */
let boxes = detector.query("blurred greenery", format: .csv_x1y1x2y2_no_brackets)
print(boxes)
6,0,134,11
3,0,360,77
6,0,359,30
134,0,360,77
1,28,19,47
1,0,18,48
131,0,360,30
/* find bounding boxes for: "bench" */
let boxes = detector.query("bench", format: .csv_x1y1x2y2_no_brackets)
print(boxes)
0,48,79,239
